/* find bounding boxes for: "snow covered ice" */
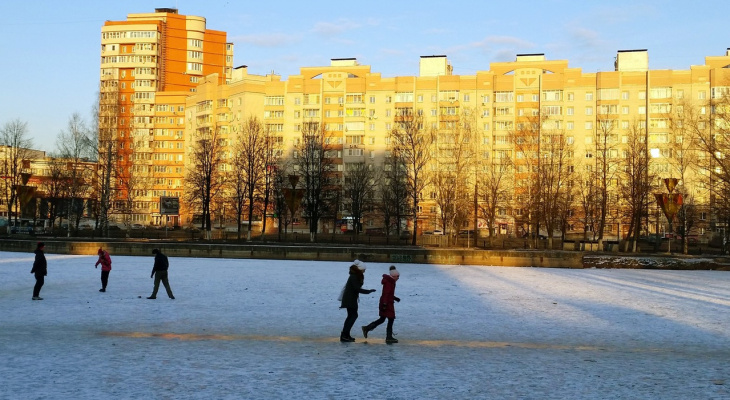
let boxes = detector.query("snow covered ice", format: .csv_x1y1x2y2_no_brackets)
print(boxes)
2,250,730,399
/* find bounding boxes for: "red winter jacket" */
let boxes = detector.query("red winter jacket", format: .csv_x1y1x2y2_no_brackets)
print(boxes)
95,251,112,271
378,274,397,319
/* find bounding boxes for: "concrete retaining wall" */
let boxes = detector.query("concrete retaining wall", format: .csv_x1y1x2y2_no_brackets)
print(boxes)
0,239,583,268
8,239,726,269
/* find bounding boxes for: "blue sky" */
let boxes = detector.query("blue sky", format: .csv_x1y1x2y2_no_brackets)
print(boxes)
1,0,728,151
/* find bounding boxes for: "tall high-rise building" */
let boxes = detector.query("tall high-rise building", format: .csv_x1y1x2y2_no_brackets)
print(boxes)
99,8,232,226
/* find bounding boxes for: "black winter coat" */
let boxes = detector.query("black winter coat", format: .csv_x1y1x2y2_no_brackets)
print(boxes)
31,249,47,276
340,271,371,309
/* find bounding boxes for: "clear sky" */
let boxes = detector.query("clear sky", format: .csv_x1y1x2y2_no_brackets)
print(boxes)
2,0,728,151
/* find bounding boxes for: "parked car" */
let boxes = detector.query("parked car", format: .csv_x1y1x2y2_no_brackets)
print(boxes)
130,223,145,230
458,229,475,237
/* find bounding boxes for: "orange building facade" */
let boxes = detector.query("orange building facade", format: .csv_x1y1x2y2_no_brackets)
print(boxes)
99,8,232,226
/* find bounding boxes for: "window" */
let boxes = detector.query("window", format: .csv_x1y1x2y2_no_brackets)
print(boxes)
699,91,707,100
395,92,413,102
622,106,629,115
585,122,593,130
585,92,593,101
621,91,630,100
567,93,574,101
650,87,672,99
542,106,562,115
542,90,562,101
598,105,618,115
494,91,514,102
265,96,285,106
566,107,574,116
598,89,619,100
585,107,593,115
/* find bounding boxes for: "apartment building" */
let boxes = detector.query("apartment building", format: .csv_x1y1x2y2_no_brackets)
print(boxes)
99,8,233,226
181,50,729,237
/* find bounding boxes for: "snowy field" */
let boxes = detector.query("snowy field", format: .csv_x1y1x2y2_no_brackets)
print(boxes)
2,251,730,399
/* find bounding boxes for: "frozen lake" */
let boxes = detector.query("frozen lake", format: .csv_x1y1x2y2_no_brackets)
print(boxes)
2,251,730,399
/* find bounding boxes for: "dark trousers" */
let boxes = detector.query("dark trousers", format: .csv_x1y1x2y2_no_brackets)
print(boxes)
342,307,358,337
33,274,44,297
151,270,174,298
364,316,395,338
100,270,110,289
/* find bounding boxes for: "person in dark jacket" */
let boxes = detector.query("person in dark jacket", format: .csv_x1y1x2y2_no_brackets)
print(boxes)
95,248,112,292
148,248,174,299
339,260,376,342
30,242,47,300
362,266,401,343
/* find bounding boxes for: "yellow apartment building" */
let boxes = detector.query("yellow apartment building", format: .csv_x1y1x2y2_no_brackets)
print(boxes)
178,50,730,238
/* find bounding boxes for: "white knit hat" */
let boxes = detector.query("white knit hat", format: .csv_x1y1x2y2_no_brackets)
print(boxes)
353,259,366,271
389,266,400,277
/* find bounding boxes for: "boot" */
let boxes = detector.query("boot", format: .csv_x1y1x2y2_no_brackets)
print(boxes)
386,326,398,343
340,333,355,342
361,326,369,338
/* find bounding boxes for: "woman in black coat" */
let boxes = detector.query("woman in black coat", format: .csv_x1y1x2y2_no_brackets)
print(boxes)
339,261,375,342
30,242,47,300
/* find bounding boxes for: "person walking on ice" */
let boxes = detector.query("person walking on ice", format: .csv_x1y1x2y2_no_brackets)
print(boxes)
30,242,47,300
362,266,401,343
148,248,175,300
95,248,112,292
339,259,375,342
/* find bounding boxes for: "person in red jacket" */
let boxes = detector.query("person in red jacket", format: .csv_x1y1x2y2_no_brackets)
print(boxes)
362,266,401,343
95,248,112,292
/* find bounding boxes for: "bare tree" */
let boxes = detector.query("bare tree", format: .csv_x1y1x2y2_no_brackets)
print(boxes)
432,110,477,239
692,91,730,252
576,160,599,241
229,117,267,240
478,154,513,245
344,162,377,236
537,132,574,248
186,126,226,240
620,121,654,252
511,114,545,245
41,157,67,230
56,113,95,235
271,162,290,240
594,117,621,246
296,121,336,242
389,112,435,245
95,87,119,237
378,152,409,240
666,99,702,254
0,119,34,227
259,128,278,240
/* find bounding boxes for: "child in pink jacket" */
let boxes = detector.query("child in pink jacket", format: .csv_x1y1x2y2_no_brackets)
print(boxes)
95,248,112,292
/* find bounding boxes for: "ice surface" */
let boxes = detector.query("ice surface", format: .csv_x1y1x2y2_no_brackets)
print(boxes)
2,251,730,399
